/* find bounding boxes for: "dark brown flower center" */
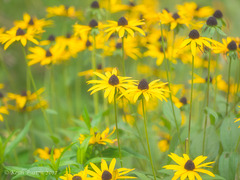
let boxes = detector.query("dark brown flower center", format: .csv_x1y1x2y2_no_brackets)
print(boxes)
48,148,52,154
73,176,82,180
129,1,135,6
86,40,92,47
89,19,98,28
21,91,27,96
45,50,52,57
115,43,122,49
118,17,128,26
16,28,25,36
48,34,55,41
227,40,237,51
138,79,149,90
188,29,200,39
97,64,102,70
102,170,112,180
91,1,100,8
184,160,195,171
205,76,212,83
66,33,71,38
108,75,119,86
172,13,180,20
213,10,223,19
28,18,34,25
206,16,217,26
180,97,187,105
0,92,4,98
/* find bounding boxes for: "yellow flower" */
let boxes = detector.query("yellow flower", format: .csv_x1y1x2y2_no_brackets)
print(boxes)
0,27,39,50
0,106,9,122
87,68,133,103
46,5,82,18
104,17,145,39
212,75,228,92
27,44,65,66
34,147,64,160
79,127,116,145
158,133,170,152
99,0,129,13
163,153,215,180
212,37,238,54
88,158,136,179
122,79,168,103
14,13,52,31
78,66,113,79
73,19,100,38
179,29,217,57
159,9,190,30
7,88,46,111
234,106,240,128
60,166,89,180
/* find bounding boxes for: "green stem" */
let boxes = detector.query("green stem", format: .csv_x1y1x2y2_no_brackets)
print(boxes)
22,47,30,91
187,55,195,155
226,56,232,116
92,34,99,114
22,47,53,135
160,22,183,153
202,49,211,155
121,37,125,76
142,98,156,180
114,94,122,167
235,60,240,105
235,135,240,152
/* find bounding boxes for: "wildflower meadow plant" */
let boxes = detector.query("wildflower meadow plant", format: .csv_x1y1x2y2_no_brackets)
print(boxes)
0,0,240,180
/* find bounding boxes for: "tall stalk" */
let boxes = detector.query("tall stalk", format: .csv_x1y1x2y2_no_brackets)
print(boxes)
142,98,156,180
187,55,195,155
226,56,232,116
202,49,211,155
91,34,99,114
121,37,125,76
160,22,183,153
114,94,122,167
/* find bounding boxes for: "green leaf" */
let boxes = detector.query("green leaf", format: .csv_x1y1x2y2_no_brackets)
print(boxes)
219,152,238,180
162,101,181,128
215,27,226,36
77,136,90,164
82,107,91,129
133,171,150,180
200,174,225,179
4,121,31,157
204,107,219,124
220,116,240,151
45,109,58,115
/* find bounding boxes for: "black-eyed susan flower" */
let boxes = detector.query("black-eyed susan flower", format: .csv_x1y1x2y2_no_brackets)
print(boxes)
60,166,89,180
212,38,238,57
73,19,100,38
88,158,136,179
46,5,82,18
87,68,133,103
27,44,65,66
99,0,129,13
202,16,226,37
104,17,145,39
163,153,215,180
14,13,52,31
7,88,47,112
179,29,217,57
122,79,168,103
34,147,64,160
0,27,40,50
0,106,9,122
79,127,116,145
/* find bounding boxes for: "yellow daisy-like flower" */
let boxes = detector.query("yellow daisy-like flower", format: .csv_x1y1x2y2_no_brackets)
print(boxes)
0,106,9,122
234,106,240,128
34,147,64,161
159,9,190,30
104,17,145,40
163,153,215,180
14,13,52,31
0,27,39,50
122,79,168,103
88,158,136,179
87,68,133,103
46,5,82,18
79,127,116,145
60,166,89,180
212,37,238,54
73,19,100,38
27,44,64,66
179,29,217,57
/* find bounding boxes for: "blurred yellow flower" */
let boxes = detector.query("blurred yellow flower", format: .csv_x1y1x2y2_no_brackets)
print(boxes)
0,27,40,50
212,37,237,54
104,17,145,39
0,106,9,122
79,127,116,145
60,166,89,180
34,147,64,160
46,5,82,18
